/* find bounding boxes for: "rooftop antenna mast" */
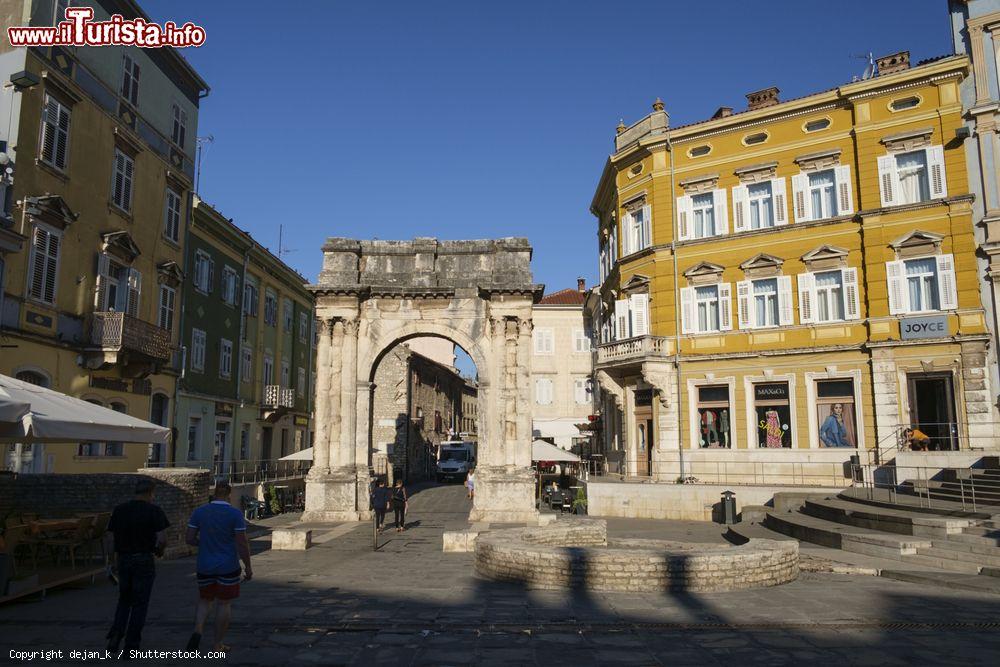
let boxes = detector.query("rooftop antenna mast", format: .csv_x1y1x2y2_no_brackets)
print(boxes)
195,134,214,194
277,224,298,262
851,52,878,81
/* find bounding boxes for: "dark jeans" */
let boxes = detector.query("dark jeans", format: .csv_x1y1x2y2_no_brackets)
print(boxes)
393,501,406,528
109,552,156,648
374,508,387,528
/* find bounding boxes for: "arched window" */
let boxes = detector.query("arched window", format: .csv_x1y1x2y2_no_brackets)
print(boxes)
15,370,50,388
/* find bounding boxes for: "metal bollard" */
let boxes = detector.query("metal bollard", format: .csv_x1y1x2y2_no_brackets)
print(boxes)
721,490,737,525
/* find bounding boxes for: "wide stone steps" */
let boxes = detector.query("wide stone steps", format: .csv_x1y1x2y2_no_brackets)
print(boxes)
837,487,997,519
799,497,972,538
923,542,1000,566
763,510,932,559
903,551,982,574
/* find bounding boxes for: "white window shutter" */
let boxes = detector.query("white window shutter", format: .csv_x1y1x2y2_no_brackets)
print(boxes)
772,177,788,225
732,185,749,232
615,299,629,339
835,165,854,215
610,225,617,261
936,254,958,310
127,268,141,317
718,282,733,331
712,188,729,235
630,293,649,336
95,252,110,310
533,330,543,354
791,173,810,223
680,287,695,334
843,267,861,320
797,271,815,324
641,204,652,248
886,260,906,314
676,195,692,241
778,275,794,326
620,215,631,256
208,259,215,293
927,145,948,199
877,155,898,207
736,280,752,329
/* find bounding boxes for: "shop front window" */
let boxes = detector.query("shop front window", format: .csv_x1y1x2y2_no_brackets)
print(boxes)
697,385,731,448
816,379,857,448
754,382,791,448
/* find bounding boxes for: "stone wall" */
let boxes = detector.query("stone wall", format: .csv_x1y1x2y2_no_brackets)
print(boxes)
474,518,798,592
0,468,210,558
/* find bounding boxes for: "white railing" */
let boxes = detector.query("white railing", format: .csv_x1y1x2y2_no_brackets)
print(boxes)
263,385,295,408
596,336,670,364
591,457,854,487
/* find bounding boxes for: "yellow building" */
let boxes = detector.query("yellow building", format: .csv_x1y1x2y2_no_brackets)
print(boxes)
589,52,996,484
0,0,209,472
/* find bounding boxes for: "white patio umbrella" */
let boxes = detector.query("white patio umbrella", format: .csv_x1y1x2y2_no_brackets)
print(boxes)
531,439,581,462
279,447,313,461
0,373,169,444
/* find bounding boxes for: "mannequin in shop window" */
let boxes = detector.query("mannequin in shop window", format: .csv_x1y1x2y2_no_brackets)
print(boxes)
700,410,720,447
719,409,730,448
765,409,783,448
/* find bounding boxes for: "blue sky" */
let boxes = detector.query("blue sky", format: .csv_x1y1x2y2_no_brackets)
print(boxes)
144,0,951,375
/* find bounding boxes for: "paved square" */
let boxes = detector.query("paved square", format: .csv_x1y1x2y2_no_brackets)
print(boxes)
3,483,1000,665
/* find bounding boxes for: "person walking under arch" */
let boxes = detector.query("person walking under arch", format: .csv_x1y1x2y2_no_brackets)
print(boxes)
391,479,408,532
465,468,476,500
370,478,391,532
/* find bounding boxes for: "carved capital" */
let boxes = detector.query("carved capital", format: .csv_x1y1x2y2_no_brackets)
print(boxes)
342,318,359,336
318,318,335,337
516,316,533,336
489,316,506,338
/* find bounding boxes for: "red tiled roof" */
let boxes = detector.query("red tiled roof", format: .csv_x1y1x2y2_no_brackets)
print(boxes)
539,288,586,305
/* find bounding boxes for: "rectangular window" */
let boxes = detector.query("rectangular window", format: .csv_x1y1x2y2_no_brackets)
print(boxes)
297,367,306,397
187,416,200,461
696,285,720,333
535,378,553,405
240,345,252,384
799,268,860,324
221,267,239,306
808,169,837,219
622,205,652,255
533,328,554,355
111,149,134,212
573,329,591,353
191,328,206,372
793,166,853,222
905,257,940,312
281,359,290,388
298,312,308,342
814,270,845,322
171,102,187,148
264,290,277,326
243,280,259,316
262,354,274,386
193,251,213,293
574,378,593,405
754,382,792,448
39,94,70,171
697,385,731,448
27,225,61,305
816,379,857,448
753,279,779,328
283,298,293,332
748,182,774,229
878,146,947,206
158,285,175,331
163,188,182,242
691,193,715,238
121,54,140,106
887,256,958,315
219,338,233,379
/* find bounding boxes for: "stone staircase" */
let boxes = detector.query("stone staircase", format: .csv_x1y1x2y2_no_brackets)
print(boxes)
748,488,1000,580
899,460,1000,507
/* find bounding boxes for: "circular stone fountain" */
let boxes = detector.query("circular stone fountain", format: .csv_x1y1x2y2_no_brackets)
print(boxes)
474,518,798,592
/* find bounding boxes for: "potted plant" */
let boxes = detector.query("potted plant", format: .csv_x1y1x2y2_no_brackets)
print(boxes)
572,486,588,515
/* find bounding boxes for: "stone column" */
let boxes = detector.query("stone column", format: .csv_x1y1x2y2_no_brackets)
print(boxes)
310,318,333,475
327,320,345,466
514,316,533,468
339,319,359,466
960,340,996,449
969,25,990,106
642,360,680,482
870,348,901,456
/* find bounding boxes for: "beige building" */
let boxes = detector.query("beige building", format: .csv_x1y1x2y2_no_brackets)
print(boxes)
531,280,594,451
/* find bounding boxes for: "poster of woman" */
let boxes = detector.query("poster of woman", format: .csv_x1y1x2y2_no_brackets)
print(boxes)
817,402,856,447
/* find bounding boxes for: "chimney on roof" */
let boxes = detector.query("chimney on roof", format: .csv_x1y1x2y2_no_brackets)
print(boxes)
876,50,910,76
616,119,626,134
746,87,780,111
652,97,665,112
577,277,586,293
711,106,733,120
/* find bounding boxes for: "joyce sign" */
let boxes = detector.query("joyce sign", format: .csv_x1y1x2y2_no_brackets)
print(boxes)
900,315,948,340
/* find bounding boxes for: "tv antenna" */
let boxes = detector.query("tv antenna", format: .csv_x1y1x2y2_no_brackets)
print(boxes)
195,135,214,193
851,52,877,81
277,224,298,262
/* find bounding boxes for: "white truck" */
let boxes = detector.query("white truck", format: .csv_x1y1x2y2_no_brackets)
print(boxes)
436,441,476,483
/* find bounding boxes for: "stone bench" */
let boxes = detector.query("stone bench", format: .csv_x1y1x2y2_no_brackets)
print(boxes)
443,530,481,553
475,518,798,592
271,528,313,551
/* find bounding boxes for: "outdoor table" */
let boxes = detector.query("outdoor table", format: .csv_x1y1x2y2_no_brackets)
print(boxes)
29,518,81,537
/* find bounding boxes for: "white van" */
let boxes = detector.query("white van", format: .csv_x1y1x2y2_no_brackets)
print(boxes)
436,441,475,482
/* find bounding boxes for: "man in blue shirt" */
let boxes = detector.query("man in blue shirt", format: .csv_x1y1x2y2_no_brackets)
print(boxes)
184,481,252,652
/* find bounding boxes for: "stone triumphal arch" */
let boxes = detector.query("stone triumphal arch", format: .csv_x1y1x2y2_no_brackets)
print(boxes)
303,238,543,523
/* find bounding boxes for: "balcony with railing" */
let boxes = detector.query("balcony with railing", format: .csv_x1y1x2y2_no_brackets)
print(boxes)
596,335,671,367
261,384,295,421
81,312,172,375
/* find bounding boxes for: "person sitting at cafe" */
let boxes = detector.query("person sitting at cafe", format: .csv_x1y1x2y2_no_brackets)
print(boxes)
903,427,931,451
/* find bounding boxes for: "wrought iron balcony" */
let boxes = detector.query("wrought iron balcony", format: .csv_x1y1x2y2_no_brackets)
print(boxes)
596,335,670,366
90,312,171,361
263,385,295,409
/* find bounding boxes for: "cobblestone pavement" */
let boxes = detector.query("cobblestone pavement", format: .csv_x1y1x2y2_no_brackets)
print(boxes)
3,483,1000,665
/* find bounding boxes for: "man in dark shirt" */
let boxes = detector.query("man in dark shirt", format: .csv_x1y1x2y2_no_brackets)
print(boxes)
370,479,391,531
105,478,170,652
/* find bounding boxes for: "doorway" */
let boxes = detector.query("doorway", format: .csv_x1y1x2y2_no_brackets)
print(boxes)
214,421,230,475
907,372,957,451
